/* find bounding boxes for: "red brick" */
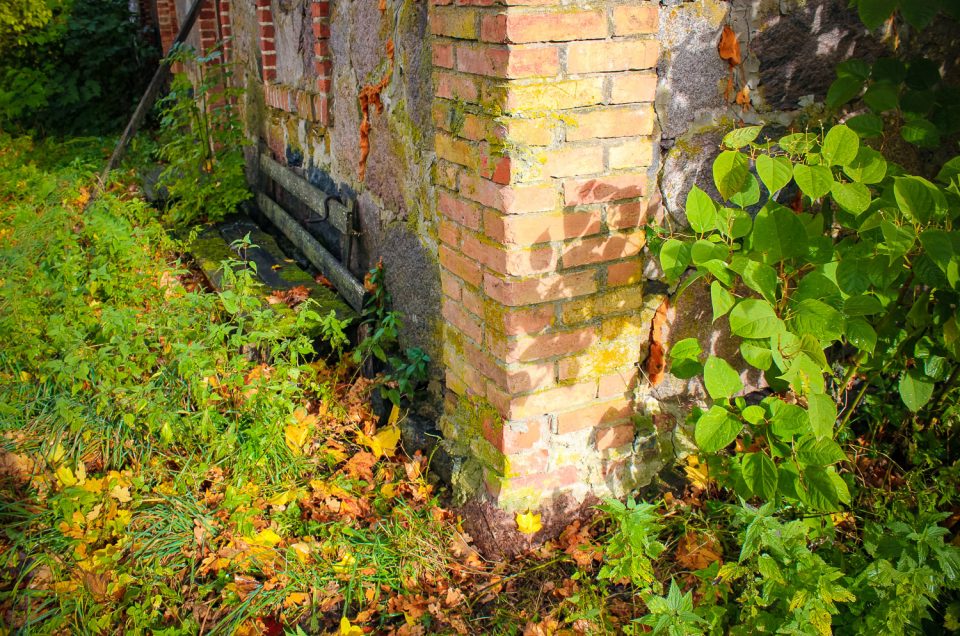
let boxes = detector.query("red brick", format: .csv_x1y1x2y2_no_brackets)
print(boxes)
438,220,460,246
435,71,479,102
484,270,598,306
612,4,658,35
481,11,606,43
433,42,454,68
496,328,598,363
566,40,659,74
556,398,632,434
598,369,639,398
564,173,646,206
440,245,482,287
609,71,657,104
443,298,483,344
455,44,560,78
430,6,479,39
499,361,556,393
462,232,557,275
460,174,556,213
441,274,462,300
607,201,648,230
482,414,545,453
541,145,605,178
501,305,555,336
561,232,645,268
566,106,654,141
461,285,484,316
490,380,597,420
596,424,635,450
484,209,602,245
606,259,643,287
609,139,655,170
438,189,481,230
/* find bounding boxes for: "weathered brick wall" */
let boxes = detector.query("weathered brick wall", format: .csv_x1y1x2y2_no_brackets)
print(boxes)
429,0,663,510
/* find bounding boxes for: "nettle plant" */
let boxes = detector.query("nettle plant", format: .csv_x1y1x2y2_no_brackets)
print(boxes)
660,122,960,511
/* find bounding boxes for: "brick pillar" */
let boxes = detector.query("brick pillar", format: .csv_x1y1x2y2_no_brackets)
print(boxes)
311,0,331,126
218,0,233,62
156,0,179,54
431,0,659,510
256,0,277,83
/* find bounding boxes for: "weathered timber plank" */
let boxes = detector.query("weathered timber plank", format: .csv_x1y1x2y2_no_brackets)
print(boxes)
256,193,366,311
258,154,351,235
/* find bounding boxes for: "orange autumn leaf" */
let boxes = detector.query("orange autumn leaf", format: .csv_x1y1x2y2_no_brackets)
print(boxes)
718,25,741,66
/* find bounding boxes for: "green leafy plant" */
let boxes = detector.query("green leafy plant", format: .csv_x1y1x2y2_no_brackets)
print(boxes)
661,118,959,511
353,261,430,406
597,498,666,592
633,580,707,636
157,45,250,227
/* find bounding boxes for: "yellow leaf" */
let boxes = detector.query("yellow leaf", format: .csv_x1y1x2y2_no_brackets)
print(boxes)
249,528,283,547
285,424,310,455
387,403,400,426
380,483,397,498
109,485,132,503
283,591,310,608
516,511,542,535
340,617,364,636
332,552,356,573
266,489,297,507
290,542,312,564
363,425,401,458
49,443,67,465
19,370,31,382
684,455,711,490
56,465,77,488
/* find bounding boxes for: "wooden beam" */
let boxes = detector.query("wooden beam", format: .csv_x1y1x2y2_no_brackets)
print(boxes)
256,193,367,311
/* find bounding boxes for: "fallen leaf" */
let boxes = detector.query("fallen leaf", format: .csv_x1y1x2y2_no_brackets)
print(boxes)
283,591,310,608
516,511,542,535
684,455,711,490
249,528,283,547
676,531,722,570
109,485,132,503
340,617,364,636
362,425,401,458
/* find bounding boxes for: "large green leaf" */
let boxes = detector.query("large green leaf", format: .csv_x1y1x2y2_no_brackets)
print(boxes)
740,260,778,304
704,356,744,400
831,181,871,215
722,126,762,149
796,436,846,467
695,406,742,452
750,204,808,263
793,164,834,200
710,280,736,322
755,154,793,195
729,299,781,339
742,452,778,500
846,317,877,353
843,294,883,316
779,353,826,396
806,393,837,439
919,229,960,288
894,176,947,223
740,339,773,370
899,369,935,412
843,146,887,184
713,150,750,201
901,118,941,148
767,398,809,438
685,185,718,234
660,239,692,282
822,124,859,166
789,299,844,343
798,466,842,511
690,239,728,265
